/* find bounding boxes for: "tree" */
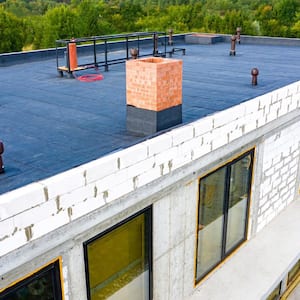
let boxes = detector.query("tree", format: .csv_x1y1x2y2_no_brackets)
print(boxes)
2,0,30,17
274,0,299,27
75,0,103,36
1,0,300,53
0,6,25,53
292,22,300,37
162,5,193,31
119,0,143,32
188,2,204,30
36,4,79,49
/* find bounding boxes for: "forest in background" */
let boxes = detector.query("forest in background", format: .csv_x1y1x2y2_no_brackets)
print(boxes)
0,0,299,53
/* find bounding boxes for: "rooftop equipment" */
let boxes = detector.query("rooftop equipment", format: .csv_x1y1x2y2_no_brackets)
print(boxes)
55,32,168,78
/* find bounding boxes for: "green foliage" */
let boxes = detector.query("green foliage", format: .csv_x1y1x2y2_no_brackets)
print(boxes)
0,6,24,53
274,0,299,27
36,4,79,49
2,0,58,16
75,0,105,36
0,0,299,53
255,0,300,37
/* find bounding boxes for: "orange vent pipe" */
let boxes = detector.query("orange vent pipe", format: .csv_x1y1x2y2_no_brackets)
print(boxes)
68,42,78,71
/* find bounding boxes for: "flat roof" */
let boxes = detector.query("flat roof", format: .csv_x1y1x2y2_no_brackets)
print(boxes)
1,35,299,194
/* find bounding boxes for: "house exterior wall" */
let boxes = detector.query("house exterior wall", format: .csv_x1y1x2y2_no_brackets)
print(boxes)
255,120,300,233
153,180,198,300
0,80,299,299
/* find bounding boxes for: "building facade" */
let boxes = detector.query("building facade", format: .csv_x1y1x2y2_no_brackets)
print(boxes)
0,61,300,299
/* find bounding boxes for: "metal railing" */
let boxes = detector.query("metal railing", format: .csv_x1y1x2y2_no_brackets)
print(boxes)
55,32,168,76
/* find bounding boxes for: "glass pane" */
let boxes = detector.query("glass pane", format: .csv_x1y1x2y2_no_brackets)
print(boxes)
226,153,252,252
266,282,281,300
0,261,61,300
86,211,150,300
196,167,226,280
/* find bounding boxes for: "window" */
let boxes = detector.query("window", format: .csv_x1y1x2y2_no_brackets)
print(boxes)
287,260,300,286
195,149,254,282
281,259,300,300
84,207,152,300
0,259,63,300
266,259,300,300
266,283,281,300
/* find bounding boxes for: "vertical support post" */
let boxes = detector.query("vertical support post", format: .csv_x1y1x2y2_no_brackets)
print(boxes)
0,141,4,173
104,40,108,71
93,39,97,67
153,33,158,56
56,41,63,77
164,32,167,57
126,36,129,60
56,42,59,69
66,42,71,72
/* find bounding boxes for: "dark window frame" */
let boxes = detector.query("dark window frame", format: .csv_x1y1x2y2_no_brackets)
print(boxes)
0,259,63,300
83,206,153,300
266,259,300,299
195,149,255,284
287,259,300,286
266,282,281,300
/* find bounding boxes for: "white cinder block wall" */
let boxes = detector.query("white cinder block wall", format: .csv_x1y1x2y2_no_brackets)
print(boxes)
256,121,300,232
0,80,299,299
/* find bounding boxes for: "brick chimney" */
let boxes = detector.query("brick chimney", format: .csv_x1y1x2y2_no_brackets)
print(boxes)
126,57,182,136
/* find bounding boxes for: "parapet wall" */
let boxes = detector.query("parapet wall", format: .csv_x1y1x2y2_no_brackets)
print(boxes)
2,33,300,67
1,80,299,262
221,34,300,46
185,33,300,46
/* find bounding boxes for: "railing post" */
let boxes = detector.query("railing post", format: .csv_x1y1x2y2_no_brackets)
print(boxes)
153,33,158,56
0,140,4,173
93,39,97,67
104,40,108,71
